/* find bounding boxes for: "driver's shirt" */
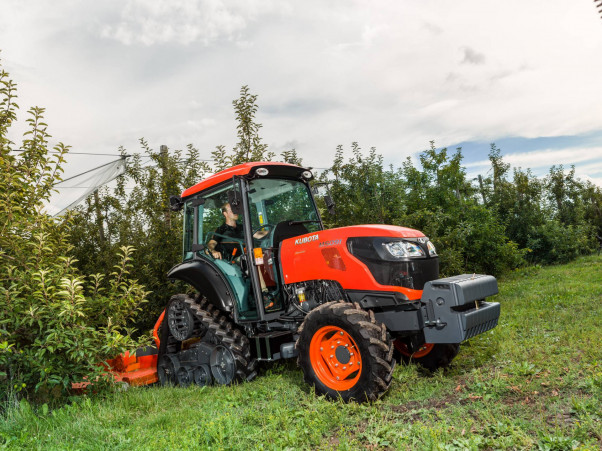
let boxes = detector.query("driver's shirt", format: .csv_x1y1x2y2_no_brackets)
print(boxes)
212,223,243,259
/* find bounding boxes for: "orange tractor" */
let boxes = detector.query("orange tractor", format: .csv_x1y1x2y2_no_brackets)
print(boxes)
113,162,499,402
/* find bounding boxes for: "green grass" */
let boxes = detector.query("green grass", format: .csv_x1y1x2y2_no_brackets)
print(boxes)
2,255,601,450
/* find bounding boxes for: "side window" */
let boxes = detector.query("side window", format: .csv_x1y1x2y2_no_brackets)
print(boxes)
196,205,204,247
198,183,245,255
183,203,194,260
183,183,247,261
201,200,224,244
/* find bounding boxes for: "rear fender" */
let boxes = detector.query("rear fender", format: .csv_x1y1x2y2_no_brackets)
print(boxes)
167,259,236,313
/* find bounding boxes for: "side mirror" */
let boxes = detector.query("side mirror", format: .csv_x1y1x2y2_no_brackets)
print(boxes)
227,190,244,215
169,195,183,212
324,194,335,215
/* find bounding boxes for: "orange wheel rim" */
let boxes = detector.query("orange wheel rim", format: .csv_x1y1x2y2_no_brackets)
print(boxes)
394,340,434,358
309,325,362,391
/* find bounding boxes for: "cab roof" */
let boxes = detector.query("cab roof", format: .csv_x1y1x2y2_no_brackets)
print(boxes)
181,161,307,199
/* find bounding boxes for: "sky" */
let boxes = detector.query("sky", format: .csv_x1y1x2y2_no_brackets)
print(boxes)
1,0,602,213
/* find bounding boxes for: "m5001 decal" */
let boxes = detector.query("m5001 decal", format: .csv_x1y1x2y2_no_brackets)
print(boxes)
319,239,342,247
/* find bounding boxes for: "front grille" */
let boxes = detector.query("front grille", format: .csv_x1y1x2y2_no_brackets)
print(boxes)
347,237,439,290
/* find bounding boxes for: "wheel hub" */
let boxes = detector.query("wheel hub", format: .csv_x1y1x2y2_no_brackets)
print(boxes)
157,354,180,386
335,345,351,364
210,345,236,385
309,326,362,391
394,339,434,358
193,364,212,387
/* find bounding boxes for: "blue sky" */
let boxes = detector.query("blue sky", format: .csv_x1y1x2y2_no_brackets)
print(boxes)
1,0,601,214
448,131,602,184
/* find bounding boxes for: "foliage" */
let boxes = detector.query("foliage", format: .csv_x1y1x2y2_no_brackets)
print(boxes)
0,60,147,403
325,143,405,227
480,146,599,263
1,255,600,449
322,141,526,276
322,140,601,275
211,85,275,170
68,142,210,333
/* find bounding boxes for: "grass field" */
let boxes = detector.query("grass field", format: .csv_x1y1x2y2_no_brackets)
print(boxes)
1,255,601,450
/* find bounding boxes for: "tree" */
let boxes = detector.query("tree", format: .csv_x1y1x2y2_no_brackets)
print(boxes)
0,59,147,402
477,147,598,264
69,141,210,333
321,143,404,227
321,141,524,276
212,85,275,170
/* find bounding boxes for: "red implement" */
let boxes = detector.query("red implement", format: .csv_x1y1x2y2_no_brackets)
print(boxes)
72,313,164,390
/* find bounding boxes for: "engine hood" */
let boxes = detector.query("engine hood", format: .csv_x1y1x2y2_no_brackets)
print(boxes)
318,224,425,240
279,224,428,294
284,224,425,247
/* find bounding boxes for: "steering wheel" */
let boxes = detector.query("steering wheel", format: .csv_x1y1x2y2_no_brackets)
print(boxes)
203,231,244,261
252,224,274,238
251,223,276,242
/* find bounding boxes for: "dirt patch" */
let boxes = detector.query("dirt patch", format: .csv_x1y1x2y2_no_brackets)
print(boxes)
324,419,370,449
545,410,575,427
326,432,340,448
387,385,590,421
389,395,462,416
385,392,481,423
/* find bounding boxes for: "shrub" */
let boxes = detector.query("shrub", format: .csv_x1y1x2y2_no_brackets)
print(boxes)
526,221,596,265
0,60,147,403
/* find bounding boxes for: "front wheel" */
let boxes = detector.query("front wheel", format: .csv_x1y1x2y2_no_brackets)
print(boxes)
296,301,395,402
393,340,460,372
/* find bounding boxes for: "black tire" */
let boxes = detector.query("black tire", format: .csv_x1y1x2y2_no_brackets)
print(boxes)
394,340,460,372
296,301,395,402
161,294,257,385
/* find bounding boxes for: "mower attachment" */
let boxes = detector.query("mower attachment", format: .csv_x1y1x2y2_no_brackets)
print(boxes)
421,274,500,343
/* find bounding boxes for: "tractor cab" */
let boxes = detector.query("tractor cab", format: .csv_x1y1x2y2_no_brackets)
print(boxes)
173,162,321,322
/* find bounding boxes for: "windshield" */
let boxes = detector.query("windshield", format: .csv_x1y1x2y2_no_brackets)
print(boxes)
247,178,321,233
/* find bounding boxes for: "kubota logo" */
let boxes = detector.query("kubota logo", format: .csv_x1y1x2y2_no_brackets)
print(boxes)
295,234,319,245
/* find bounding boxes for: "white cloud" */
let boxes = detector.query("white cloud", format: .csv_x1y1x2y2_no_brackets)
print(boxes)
582,175,602,187
465,147,602,170
0,0,601,190
463,146,602,188
99,0,284,46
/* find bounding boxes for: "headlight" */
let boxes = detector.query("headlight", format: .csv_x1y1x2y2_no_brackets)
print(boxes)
427,240,437,257
383,241,425,258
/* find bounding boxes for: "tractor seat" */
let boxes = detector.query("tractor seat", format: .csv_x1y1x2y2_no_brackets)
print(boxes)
272,221,309,249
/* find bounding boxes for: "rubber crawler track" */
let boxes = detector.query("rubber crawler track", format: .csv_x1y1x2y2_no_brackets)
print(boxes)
164,294,257,383
296,300,395,402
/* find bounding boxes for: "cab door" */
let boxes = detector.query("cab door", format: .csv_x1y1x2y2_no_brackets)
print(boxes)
183,182,259,320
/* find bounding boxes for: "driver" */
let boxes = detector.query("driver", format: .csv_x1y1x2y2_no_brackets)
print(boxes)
207,202,275,308
207,203,242,260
